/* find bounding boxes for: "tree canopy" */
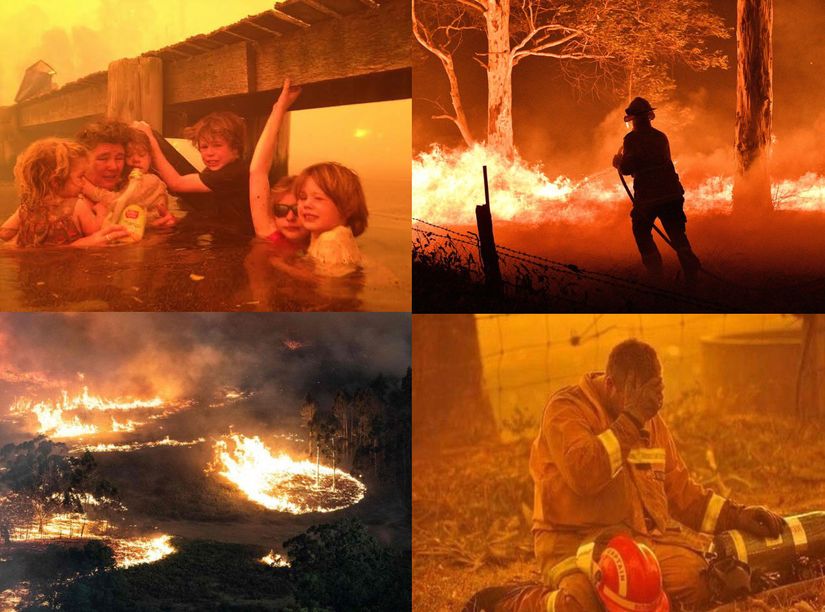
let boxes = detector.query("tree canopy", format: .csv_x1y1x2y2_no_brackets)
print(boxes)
414,0,729,153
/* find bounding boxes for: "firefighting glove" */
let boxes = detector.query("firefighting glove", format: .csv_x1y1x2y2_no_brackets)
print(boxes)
732,506,785,538
621,373,664,429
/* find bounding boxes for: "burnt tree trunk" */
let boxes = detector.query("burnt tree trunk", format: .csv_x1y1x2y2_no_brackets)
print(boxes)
413,315,497,455
796,315,825,420
733,0,773,215
485,0,514,156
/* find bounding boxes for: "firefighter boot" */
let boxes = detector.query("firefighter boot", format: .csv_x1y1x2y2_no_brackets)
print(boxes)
676,247,700,289
641,250,664,282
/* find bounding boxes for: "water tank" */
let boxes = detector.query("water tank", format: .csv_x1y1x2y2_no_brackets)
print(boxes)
701,329,801,413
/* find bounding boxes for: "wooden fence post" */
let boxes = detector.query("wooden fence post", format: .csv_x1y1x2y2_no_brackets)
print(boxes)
107,56,164,131
0,106,23,177
475,165,502,291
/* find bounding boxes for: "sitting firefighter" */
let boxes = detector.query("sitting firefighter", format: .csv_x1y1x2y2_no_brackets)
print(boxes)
612,98,701,284
465,339,784,612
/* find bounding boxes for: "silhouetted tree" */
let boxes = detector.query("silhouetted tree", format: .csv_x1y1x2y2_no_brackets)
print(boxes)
414,0,728,156
0,437,121,538
299,393,317,456
733,0,773,213
284,519,409,611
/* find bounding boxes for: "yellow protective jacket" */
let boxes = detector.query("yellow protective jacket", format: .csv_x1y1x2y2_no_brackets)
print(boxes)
530,372,726,538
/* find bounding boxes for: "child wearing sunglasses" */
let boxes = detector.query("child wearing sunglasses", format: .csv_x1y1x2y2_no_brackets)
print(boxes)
264,175,309,252
249,79,308,253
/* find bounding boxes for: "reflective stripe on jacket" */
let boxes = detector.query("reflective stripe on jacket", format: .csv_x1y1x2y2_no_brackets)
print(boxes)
530,372,727,536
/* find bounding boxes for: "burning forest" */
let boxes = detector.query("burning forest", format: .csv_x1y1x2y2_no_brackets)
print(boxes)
0,313,412,610
412,0,825,312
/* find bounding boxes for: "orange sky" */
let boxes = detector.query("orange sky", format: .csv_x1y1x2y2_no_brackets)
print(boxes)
0,1,279,105
1,1,411,185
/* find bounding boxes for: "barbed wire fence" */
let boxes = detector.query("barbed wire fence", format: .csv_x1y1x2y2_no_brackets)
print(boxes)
413,218,733,312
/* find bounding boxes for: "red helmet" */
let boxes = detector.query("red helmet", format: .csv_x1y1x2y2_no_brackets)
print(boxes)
595,534,670,612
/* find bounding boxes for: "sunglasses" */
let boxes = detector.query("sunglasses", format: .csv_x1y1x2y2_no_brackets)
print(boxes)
273,204,299,218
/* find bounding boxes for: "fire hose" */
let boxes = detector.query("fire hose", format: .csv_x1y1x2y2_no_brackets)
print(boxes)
617,170,825,294
617,172,678,250
616,171,800,290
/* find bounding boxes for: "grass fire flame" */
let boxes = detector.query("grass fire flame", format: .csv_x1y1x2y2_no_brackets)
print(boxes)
208,434,366,514
10,387,170,439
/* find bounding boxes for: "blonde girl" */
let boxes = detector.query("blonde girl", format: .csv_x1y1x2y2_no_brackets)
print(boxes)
1,138,127,246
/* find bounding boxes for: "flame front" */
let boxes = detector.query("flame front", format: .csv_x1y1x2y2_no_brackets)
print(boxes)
10,387,167,438
112,534,175,568
261,550,290,567
412,145,825,225
209,434,366,514
76,437,206,453
7,513,174,569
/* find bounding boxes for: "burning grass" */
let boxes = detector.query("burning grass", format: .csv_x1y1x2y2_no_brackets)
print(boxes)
413,145,825,312
413,388,825,611
208,434,366,514
8,387,175,439
412,145,825,225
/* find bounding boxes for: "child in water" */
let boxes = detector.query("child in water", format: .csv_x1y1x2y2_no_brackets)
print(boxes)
133,110,251,233
296,161,369,276
249,78,309,254
123,129,176,227
0,138,128,247
82,128,176,236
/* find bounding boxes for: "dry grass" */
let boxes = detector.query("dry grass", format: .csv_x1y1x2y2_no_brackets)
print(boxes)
413,389,825,611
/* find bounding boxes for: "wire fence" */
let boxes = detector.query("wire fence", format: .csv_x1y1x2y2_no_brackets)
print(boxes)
416,314,801,438
413,218,731,311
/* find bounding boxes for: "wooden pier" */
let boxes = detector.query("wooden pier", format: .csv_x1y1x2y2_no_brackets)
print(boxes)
0,0,410,175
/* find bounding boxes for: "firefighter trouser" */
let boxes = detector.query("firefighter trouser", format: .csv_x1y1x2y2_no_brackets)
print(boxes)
494,530,712,612
631,199,700,280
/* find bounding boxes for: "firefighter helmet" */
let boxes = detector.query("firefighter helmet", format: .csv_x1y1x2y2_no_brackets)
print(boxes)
594,534,670,612
624,97,656,121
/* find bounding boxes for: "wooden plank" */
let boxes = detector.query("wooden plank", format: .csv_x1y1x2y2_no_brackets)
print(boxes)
107,58,141,123
255,0,409,89
106,57,163,129
138,57,164,130
269,8,311,29
243,20,284,37
17,80,107,128
165,69,410,121
0,106,23,170
285,0,343,20
165,42,252,105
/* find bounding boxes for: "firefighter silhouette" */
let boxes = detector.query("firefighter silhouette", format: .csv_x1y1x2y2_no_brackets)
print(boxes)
613,97,700,284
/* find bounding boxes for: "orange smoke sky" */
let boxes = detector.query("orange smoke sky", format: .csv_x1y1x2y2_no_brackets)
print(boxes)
0,0,280,105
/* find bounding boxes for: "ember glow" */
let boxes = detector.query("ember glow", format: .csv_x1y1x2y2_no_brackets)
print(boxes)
0,586,27,610
261,550,290,567
412,145,825,225
9,387,168,438
209,434,366,514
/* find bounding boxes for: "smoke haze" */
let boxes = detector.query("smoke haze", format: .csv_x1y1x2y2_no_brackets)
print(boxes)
413,0,825,183
0,313,411,429
0,1,281,106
